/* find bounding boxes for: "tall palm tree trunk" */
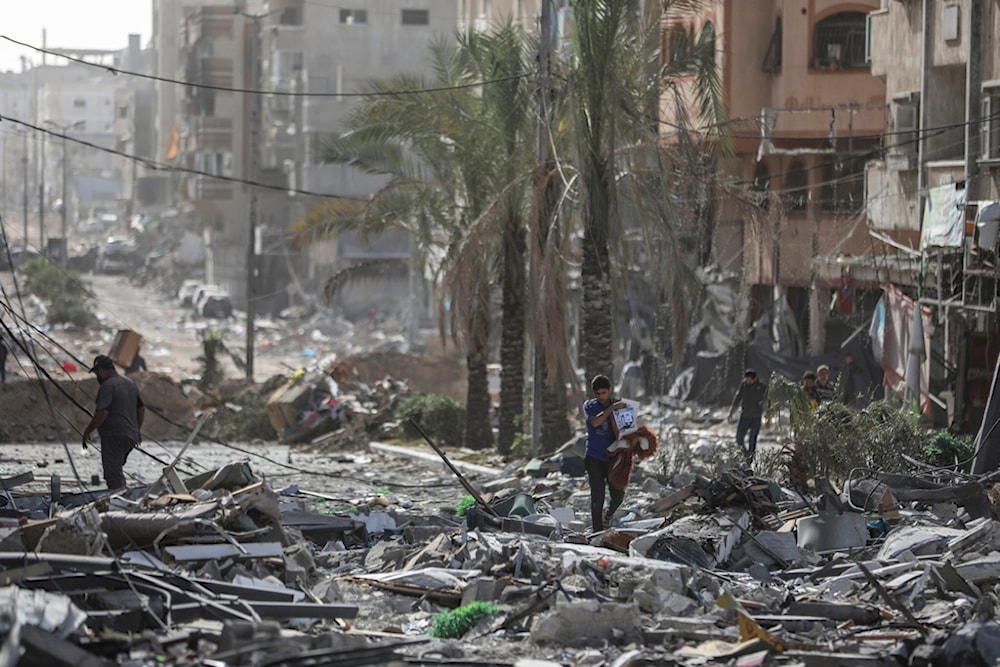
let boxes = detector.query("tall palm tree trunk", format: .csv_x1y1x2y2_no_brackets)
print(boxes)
580,153,615,382
465,278,494,449
498,216,526,456
533,162,573,454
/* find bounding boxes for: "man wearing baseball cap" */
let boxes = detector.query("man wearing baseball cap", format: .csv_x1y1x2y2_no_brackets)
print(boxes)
82,355,145,489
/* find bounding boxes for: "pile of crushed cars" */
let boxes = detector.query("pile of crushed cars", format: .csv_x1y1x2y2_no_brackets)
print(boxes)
3,437,1000,666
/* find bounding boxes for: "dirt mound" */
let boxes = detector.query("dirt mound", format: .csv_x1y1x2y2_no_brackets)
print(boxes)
0,352,467,444
334,351,467,401
0,373,196,444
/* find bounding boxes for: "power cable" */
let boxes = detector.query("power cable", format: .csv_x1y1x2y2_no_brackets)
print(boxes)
0,35,534,99
0,113,364,201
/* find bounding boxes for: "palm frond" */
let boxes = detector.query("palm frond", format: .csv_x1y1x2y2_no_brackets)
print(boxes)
323,259,411,303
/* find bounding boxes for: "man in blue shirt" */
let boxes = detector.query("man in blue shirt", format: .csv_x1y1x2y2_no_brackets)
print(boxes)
583,374,626,532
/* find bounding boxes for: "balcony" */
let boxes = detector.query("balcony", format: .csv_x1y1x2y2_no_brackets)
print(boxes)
191,117,233,151
759,104,884,155
186,175,233,201
190,57,234,88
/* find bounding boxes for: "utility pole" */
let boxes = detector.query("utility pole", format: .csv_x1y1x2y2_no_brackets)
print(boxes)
38,133,45,250
2,137,6,217
60,131,67,269
240,10,269,381
22,131,29,246
34,42,46,251
44,120,84,270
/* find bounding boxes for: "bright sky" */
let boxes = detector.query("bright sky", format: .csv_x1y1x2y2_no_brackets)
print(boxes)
0,0,152,73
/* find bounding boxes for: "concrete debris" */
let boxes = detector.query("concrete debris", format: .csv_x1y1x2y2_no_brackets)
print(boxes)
8,433,1000,666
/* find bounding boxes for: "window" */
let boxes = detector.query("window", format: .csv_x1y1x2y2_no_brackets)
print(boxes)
983,85,1000,160
821,157,864,212
279,7,301,25
666,23,696,73
703,21,716,60
784,161,808,212
196,151,233,177
73,98,87,108
894,100,919,156
273,51,304,79
402,9,430,26
117,104,128,119
339,9,368,24
942,4,960,41
813,12,869,70
762,17,782,74
750,162,771,210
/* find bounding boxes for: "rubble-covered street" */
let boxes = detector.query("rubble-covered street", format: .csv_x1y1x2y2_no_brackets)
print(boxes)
5,409,1000,666
3,275,1000,666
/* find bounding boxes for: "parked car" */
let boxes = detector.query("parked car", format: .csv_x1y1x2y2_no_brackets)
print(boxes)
200,294,234,319
96,239,137,274
0,244,43,270
191,285,223,312
177,280,202,306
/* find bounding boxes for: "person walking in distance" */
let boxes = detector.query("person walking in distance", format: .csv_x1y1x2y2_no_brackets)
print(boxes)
727,369,768,465
802,370,821,410
125,346,148,376
838,353,860,407
583,374,627,532
82,355,145,490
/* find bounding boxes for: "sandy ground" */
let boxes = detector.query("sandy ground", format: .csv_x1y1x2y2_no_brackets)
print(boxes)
1,437,479,514
0,270,468,446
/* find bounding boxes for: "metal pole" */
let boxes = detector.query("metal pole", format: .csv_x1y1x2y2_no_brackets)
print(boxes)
2,137,7,216
60,131,68,270
245,13,260,380
38,133,45,250
22,131,29,246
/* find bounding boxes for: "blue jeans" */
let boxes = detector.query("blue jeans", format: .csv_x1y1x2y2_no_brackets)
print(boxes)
736,415,762,462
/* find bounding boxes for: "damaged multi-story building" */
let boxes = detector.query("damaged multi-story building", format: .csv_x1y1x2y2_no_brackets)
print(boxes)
683,0,1000,433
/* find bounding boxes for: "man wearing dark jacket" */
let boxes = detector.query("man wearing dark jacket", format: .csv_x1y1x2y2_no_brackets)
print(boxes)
727,369,768,465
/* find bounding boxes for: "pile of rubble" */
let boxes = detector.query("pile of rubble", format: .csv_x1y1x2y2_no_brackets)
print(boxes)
3,436,1000,666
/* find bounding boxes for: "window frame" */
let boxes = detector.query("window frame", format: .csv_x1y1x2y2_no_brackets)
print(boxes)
338,9,368,25
812,11,870,71
982,83,1000,161
401,9,430,26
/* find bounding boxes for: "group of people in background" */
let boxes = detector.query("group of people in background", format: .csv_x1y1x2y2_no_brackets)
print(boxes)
801,353,860,409
729,353,864,466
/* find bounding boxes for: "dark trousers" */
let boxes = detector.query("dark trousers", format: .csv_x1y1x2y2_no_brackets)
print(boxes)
585,456,625,532
100,435,136,489
736,415,762,462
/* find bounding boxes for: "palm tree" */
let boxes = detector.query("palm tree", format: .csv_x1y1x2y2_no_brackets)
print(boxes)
295,28,537,451
565,0,726,387
454,27,536,456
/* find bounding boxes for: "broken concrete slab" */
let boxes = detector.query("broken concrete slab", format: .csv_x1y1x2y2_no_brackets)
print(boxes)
628,509,749,568
877,525,966,560
797,511,868,552
162,542,285,561
531,599,643,645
